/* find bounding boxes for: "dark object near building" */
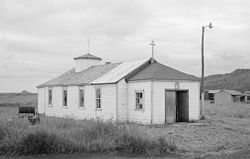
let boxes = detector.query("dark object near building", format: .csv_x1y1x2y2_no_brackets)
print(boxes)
18,105,40,125
204,90,220,103
19,106,35,114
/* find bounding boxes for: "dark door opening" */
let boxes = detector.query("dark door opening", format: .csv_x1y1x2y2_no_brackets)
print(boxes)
176,91,189,122
165,90,189,123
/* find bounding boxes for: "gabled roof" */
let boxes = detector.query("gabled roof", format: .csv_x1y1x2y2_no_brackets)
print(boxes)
37,63,120,88
37,58,200,88
73,53,102,60
221,90,242,96
91,58,151,84
127,62,200,81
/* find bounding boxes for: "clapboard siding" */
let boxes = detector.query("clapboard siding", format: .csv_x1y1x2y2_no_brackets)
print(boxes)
40,84,116,120
94,84,116,120
37,88,45,114
128,81,151,124
117,79,128,122
37,80,200,124
153,82,175,124
153,81,200,124
179,82,200,120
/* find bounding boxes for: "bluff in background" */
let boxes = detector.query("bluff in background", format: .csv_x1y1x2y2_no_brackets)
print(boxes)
205,69,250,92
0,90,37,106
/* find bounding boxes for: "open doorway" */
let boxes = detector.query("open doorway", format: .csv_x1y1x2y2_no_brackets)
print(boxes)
165,90,189,123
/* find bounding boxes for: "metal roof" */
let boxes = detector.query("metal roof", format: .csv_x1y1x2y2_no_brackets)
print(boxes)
207,90,221,94
38,58,200,88
73,53,102,60
37,63,120,88
127,62,200,81
91,58,151,84
222,90,242,96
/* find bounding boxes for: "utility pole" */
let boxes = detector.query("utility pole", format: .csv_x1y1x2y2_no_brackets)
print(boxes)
200,22,212,119
201,26,205,119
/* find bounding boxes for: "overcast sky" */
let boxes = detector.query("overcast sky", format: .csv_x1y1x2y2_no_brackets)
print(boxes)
0,0,250,92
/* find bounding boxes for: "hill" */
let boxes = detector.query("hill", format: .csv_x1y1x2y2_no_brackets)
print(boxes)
0,91,37,106
205,69,250,92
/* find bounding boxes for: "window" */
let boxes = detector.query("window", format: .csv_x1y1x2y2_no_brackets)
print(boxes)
63,89,67,106
247,96,250,101
135,91,144,110
79,89,84,108
48,88,52,106
96,88,101,109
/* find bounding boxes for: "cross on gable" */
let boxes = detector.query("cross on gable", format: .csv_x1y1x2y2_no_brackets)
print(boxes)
150,40,156,47
150,40,156,58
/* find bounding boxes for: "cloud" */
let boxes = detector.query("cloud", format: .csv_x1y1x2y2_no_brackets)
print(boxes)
0,0,250,92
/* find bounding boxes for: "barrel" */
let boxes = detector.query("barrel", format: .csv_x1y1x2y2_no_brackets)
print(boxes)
19,106,35,114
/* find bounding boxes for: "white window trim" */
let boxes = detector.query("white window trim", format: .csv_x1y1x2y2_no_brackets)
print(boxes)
95,87,102,110
79,87,85,109
135,90,145,111
48,87,53,107
62,87,68,108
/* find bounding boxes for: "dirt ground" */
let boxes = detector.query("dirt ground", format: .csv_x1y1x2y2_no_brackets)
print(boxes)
116,102,250,158
2,149,250,159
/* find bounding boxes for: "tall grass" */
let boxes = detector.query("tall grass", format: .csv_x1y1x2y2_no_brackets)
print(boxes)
0,112,177,156
204,102,250,119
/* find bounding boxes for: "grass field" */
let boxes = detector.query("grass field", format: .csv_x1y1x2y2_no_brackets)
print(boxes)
1,102,250,158
0,106,176,156
0,93,37,106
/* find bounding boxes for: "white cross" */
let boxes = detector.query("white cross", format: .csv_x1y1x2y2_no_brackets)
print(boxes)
150,40,156,58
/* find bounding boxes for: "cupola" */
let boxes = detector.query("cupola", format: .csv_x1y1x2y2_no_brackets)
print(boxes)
73,53,102,72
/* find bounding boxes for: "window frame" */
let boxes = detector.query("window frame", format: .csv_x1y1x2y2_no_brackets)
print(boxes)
96,88,101,110
135,90,144,111
79,87,85,109
247,96,250,101
62,87,68,108
48,88,53,107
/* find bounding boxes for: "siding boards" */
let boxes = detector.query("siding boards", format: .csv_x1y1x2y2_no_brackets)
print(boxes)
179,82,200,120
153,81,200,124
153,82,175,124
41,84,116,121
117,79,128,122
38,80,200,124
38,88,45,114
94,84,116,120
128,81,151,124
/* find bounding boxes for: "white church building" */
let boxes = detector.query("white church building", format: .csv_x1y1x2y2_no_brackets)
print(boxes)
37,53,200,124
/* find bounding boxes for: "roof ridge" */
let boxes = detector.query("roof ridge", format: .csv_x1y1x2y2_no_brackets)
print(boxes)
127,61,200,81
